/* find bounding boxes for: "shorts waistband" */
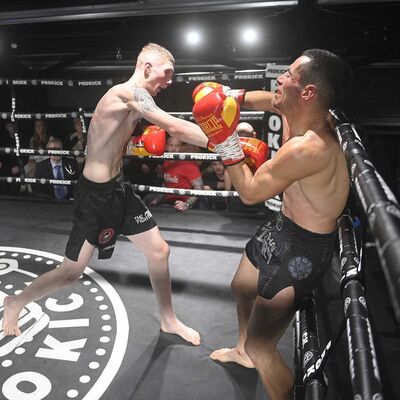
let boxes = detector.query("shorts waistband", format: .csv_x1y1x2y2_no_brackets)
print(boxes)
79,172,123,190
277,211,337,240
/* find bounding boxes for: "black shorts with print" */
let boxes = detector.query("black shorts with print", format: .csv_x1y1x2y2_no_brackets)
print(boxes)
245,211,337,309
65,173,156,261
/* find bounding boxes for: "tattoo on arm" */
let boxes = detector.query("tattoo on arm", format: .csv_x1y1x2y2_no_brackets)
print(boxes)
133,87,161,113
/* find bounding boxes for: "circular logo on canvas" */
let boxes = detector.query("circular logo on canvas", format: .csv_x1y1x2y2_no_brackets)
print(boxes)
0,246,129,400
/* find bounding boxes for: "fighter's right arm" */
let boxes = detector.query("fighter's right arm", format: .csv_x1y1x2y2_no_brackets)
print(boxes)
242,90,276,112
124,87,208,148
192,82,276,113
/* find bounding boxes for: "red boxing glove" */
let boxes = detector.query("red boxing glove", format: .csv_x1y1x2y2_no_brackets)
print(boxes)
192,90,243,166
192,82,222,103
192,82,246,105
239,137,269,172
128,125,166,156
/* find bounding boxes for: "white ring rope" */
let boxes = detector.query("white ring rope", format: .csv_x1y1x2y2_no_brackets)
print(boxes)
0,70,267,88
0,148,222,161
0,176,239,198
0,110,264,121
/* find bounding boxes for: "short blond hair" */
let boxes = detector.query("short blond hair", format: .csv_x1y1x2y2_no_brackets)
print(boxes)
137,43,175,65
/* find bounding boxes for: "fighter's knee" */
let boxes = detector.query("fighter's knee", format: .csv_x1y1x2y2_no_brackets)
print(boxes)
231,276,252,297
231,276,241,293
149,240,170,263
58,264,82,285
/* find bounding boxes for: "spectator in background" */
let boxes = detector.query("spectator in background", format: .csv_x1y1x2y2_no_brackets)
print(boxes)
146,136,204,212
123,157,164,190
65,118,86,173
0,121,24,194
35,137,79,200
24,119,51,180
200,160,232,210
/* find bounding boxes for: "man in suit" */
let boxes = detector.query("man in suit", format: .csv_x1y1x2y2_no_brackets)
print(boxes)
35,137,79,199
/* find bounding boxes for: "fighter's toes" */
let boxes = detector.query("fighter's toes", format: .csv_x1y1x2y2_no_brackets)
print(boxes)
209,347,255,368
161,320,201,345
2,296,22,337
210,347,232,359
174,325,201,346
183,327,201,346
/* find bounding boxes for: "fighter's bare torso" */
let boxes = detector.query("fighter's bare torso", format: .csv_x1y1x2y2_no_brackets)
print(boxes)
83,82,140,182
281,127,349,233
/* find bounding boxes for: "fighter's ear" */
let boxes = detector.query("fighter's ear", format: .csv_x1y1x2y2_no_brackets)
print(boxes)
144,62,152,78
302,84,317,101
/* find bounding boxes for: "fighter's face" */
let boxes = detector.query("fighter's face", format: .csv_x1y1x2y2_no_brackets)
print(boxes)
273,56,309,110
146,58,174,96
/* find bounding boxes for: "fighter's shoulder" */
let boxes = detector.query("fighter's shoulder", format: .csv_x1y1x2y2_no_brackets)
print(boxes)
109,83,134,99
279,133,329,164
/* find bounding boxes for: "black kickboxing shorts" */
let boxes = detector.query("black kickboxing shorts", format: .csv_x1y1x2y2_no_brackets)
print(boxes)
245,211,337,309
65,173,157,261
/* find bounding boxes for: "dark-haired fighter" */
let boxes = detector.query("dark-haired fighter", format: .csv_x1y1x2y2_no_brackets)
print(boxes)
193,49,352,398
3,43,207,346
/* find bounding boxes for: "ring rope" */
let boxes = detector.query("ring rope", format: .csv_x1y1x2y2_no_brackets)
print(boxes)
330,108,400,324
0,110,264,121
0,111,90,120
0,148,222,161
0,70,267,88
78,107,88,135
0,176,239,197
0,175,283,211
9,88,22,158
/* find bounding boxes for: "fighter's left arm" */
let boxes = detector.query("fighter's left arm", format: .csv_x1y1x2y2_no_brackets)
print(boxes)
227,136,330,204
127,87,208,148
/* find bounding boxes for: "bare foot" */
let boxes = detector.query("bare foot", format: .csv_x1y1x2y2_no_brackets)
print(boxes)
2,296,23,336
210,347,255,368
161,318,201,346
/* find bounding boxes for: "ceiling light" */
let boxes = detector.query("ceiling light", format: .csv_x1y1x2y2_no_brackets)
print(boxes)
186,30,201,46
241,28,258,44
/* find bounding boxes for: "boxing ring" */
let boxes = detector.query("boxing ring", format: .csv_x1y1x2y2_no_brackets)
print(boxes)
1,73,400,400
292,110,400,400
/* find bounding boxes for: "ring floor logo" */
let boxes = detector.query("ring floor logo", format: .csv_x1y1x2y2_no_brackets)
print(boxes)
0,246,129,400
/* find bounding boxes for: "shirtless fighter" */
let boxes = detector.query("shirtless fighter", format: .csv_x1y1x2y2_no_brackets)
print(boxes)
193,49,352,398
3,43,208,345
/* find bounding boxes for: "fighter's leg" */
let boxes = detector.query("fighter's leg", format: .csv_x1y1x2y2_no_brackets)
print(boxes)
245,287,295,400
127,226,200,345
210,252,258,368
2,240,95,336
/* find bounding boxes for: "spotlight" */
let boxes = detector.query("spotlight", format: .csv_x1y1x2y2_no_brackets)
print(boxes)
241,27,258,45
186,30,201,46
10,42,18,49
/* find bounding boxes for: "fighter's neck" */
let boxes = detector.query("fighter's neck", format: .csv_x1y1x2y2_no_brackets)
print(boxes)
285,109,328,138
126,75,144,88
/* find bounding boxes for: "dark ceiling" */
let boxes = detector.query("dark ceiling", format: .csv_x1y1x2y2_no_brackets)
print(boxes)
0,0,399,79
